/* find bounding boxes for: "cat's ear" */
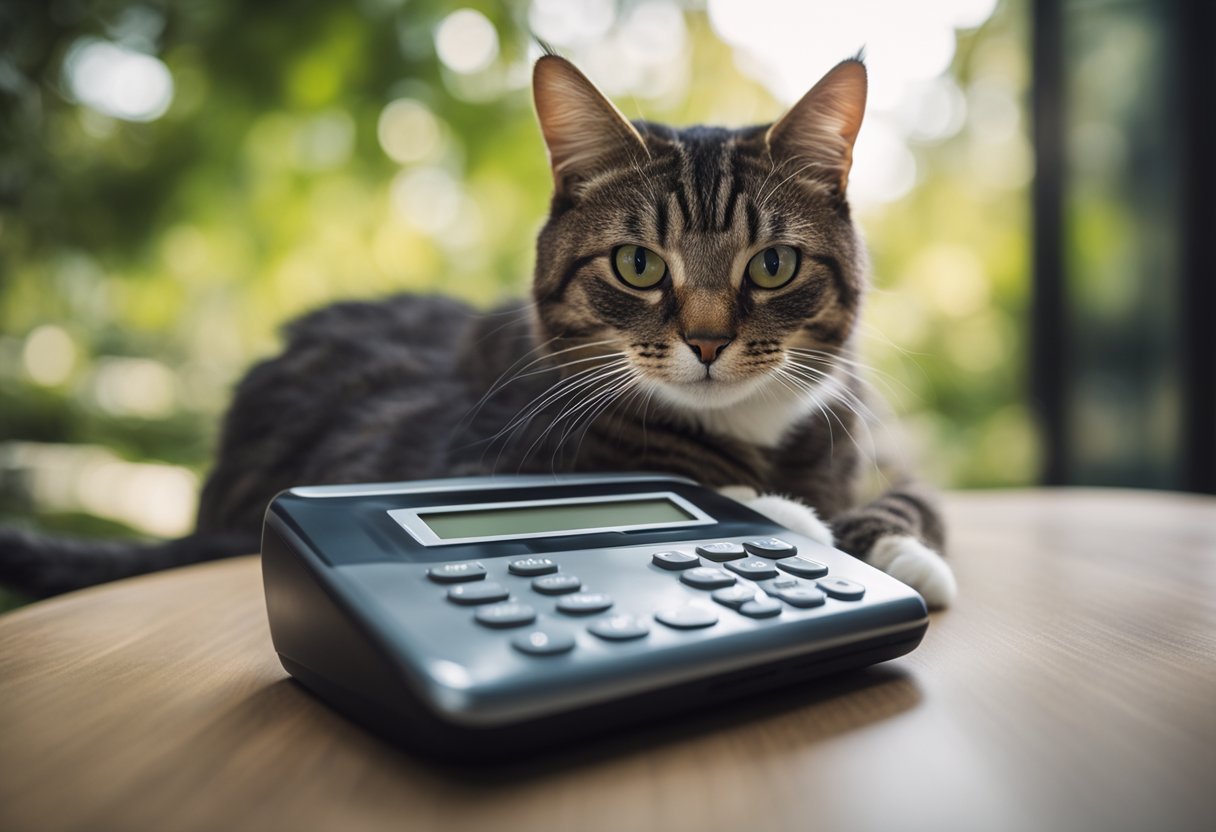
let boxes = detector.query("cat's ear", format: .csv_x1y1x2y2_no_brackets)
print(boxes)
533,55,649,195
766,58,867,195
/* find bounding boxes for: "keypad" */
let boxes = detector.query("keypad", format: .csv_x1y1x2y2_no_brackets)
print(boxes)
695,542,747,562
427,562,486,583
557,593,614,615
817,577,866,601
680,567,737,589
532,574,581,595
588,614,650,641
655,606,719,629
425,534,875,662
777,557,829,579
724,558,779,580
651,550,700,570
743,537,798,558
475,602,537,628
447,581,509,605
508,557,558,577
512,629,575,656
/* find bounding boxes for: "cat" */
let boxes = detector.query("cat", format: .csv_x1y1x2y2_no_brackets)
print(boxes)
0,54,956,608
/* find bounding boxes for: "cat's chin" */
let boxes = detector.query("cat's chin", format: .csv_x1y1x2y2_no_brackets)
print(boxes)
651,375,769,411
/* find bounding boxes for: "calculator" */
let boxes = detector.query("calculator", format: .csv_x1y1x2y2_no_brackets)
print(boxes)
261,473,929,759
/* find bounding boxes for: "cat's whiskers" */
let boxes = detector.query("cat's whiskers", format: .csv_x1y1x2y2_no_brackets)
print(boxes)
782,359,882,428
785,353,893,408
776,362,882,473
551,365,639,449
786,346,914,403
488,358,632,448
513,350,630,380
565,372,644,470
513,363,638,472
456,337,618,433
484,358,633,469
511,362,637,469
766,367,837,454
465,356,630,458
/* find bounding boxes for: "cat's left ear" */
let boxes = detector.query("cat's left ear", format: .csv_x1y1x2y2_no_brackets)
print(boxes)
766,58,867,195
533,55,649,196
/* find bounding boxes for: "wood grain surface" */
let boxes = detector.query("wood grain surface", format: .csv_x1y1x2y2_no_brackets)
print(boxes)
1,489,1214,832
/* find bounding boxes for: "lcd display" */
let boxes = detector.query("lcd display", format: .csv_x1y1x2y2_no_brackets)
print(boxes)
419,497,696,540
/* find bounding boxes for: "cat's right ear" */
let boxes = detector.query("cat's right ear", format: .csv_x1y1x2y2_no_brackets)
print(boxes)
533,55,649,196
766,58,867,196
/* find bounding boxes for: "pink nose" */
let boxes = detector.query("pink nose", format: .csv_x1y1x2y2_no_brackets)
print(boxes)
684,334,733,365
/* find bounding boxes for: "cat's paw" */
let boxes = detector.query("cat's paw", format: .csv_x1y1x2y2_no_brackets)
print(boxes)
867,534,957,609
740,494,834,549
716,485,759,503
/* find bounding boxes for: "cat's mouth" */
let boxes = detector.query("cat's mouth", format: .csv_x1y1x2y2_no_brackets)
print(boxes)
656,372,770,410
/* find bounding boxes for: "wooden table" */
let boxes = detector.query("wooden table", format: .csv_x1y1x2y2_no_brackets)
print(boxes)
2,489,1214,832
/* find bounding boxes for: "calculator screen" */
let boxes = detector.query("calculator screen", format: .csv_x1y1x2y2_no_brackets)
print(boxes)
419,496,697,541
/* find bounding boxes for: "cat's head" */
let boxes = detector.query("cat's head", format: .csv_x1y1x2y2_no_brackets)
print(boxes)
530,55,867,417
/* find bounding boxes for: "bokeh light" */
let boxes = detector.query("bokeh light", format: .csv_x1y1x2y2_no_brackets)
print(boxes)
64,38,174,122
21,325,78,387
706,0,1000,209
378,98,443,164
434,9,499,75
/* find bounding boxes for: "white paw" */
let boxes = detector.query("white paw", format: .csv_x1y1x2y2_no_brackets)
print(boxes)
716,485,759,502
867,534,956,609
740,493,834,548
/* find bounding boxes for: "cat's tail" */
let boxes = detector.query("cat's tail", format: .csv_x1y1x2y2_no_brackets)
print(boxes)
0,528,259,598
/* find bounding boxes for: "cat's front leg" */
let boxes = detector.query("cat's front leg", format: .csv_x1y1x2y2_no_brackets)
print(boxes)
716,487,834,548
718,486,956,609
830,486,957,609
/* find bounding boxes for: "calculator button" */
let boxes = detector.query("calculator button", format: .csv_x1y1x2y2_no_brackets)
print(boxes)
724,558,779,580
512,629,575,656
447,581,509,605
695,542,747,562
758,576,803,593
508,557,558,577
475,602,537,628
652,551,700,570
739,597,783,618
817,577,866,601
711,585,756,609
655,607,719,629
532,574,582,595
588,614,650,641
557,593,614,615
774,587,827,608
743,537,798,558
680,567,737,589
777,557,830,579
427,562,486,583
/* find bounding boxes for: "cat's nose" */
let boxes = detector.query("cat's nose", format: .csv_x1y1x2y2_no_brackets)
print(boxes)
683,333,733,365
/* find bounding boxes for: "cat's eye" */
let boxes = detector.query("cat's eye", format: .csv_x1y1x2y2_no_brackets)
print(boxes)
746,245,799,289
612,245,668,289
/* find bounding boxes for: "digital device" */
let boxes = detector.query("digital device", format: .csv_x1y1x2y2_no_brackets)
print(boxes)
261,473,929,760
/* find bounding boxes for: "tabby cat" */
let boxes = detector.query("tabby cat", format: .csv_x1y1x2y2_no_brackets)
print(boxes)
0,55,956,607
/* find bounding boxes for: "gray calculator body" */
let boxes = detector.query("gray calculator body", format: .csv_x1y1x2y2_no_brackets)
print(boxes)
261,473,929,759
